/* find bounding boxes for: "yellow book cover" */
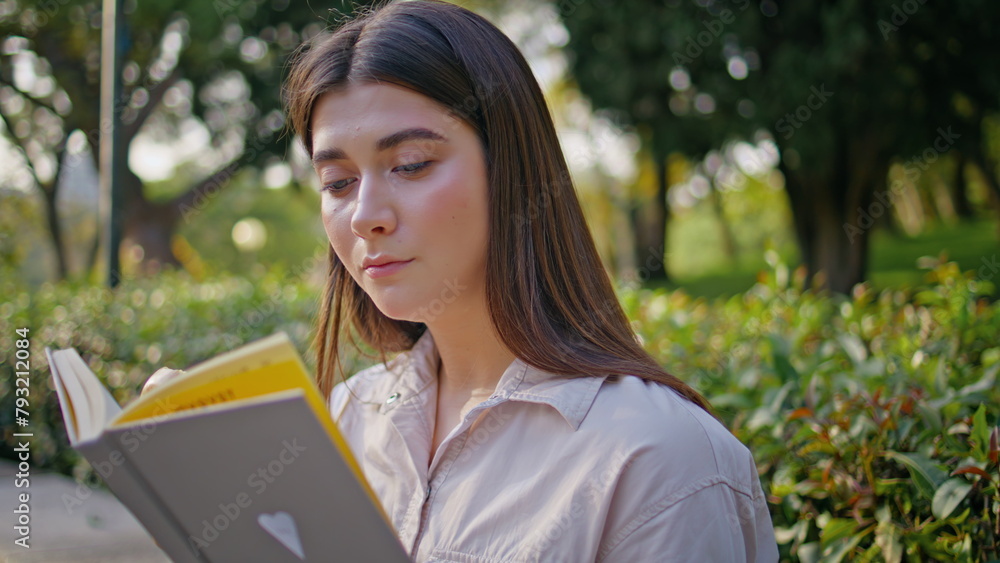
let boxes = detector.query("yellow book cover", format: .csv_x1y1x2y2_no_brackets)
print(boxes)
46,333,410,563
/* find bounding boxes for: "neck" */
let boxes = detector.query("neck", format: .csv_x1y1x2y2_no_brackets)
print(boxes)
425,296,515,399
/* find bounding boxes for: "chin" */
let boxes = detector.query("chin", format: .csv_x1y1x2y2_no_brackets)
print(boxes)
368,295,425,324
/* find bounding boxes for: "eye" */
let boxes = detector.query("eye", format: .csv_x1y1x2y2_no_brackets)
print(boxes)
321,177,356,194
394,161,432,175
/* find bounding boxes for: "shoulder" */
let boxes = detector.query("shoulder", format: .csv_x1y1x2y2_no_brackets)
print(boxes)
583,376,775,560
584,374,759,497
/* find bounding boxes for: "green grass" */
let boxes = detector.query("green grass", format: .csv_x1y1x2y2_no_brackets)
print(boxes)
868,217,999,291
658,216,999,298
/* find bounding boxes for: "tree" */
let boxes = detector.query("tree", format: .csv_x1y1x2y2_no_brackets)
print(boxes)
560,1,744,282
560,0,1000,293
0,0,372,278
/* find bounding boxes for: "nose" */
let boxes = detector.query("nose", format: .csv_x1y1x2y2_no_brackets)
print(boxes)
350,174,398,238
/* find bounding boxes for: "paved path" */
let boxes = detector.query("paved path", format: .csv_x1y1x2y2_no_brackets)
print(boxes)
0,460,168,562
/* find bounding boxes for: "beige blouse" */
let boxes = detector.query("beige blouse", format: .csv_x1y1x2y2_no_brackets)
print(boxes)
329,330,778,562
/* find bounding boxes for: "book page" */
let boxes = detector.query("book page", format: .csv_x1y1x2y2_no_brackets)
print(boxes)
113,359,309,423
114,332,306,423
129,333,299,410
67,351,122,440
52,350,94,442
46,348,80,444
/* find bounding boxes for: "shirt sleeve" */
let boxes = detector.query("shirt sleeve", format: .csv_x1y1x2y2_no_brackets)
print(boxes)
598,466,778,562
328,379,352,423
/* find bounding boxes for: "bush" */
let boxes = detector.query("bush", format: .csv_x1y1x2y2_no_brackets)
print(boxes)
2,258,997,561
620,258,999,562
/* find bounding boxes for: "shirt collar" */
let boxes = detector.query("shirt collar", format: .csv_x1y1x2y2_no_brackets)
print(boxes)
378,329,608,431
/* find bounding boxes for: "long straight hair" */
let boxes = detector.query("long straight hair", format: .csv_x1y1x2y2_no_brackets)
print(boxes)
284,0,711,413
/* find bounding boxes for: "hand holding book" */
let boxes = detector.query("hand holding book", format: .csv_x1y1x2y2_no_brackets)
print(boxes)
47,333,411,562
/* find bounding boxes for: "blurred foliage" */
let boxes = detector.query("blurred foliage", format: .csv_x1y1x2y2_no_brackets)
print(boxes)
168,173,328,277
666,167,795,279
0,0,379,270
3,255,999,560
0,267,360,478
560,0,1000,293
0,186,39,269
622,257,999,561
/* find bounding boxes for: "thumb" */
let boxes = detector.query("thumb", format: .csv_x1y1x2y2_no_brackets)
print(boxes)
141,367,185,396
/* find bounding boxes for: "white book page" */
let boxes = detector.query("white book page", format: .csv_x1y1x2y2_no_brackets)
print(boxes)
46,348,79,444
49,349,90,443
66,351,122,441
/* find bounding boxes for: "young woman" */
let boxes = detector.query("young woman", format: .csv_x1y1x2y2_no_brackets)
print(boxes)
151,0,777,560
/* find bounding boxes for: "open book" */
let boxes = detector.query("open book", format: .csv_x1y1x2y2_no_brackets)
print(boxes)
46,333,411,562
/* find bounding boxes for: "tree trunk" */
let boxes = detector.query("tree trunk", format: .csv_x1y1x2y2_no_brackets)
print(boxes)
119,156,247,274
970,148,1000,211
120,165,180,274
123,198,182,274
707,174,738,262
41,181,68,280
950,151,974,220
780,135,884,294
632,154,670,283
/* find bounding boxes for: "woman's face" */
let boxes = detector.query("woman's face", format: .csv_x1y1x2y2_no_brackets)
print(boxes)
311,82,489,324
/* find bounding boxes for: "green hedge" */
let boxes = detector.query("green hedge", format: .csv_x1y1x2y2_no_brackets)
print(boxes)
2,260,998,561
0,267,356,477
620,259,999,562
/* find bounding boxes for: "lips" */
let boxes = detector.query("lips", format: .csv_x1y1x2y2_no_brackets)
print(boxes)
363,258,413,279
362,255,411,269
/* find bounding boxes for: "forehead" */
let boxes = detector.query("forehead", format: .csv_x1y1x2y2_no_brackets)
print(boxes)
311,82,456,148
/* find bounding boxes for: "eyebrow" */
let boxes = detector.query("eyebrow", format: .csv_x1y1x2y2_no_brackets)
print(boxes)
311,127,447,165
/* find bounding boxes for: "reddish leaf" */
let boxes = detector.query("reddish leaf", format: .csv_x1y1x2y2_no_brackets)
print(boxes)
900,397,914,415
788,407,813,421
990,426,999,465
951,466,992,481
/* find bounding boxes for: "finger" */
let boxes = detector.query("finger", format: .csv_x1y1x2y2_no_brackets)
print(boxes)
142,367,184,396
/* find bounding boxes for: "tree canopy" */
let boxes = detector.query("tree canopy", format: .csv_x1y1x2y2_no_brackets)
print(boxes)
561,0,1000,292
0,0,371,277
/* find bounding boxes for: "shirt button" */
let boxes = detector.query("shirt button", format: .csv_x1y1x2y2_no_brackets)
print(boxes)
386,392,400,404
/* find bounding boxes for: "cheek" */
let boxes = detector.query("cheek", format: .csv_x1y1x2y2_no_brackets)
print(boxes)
320,200,338,243
321,201,353,261
423,163,490,282
424,160,488,231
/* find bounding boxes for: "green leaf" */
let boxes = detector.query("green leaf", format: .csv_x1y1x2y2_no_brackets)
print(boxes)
798,542,821,563
875,518,903,563
971,403,990,458
769,334,799,382
958,364,999,398
820,518,858,549
916,402,943,434
821,533,867,563
884,451,949,500
838,333,868,366
932,478,972,520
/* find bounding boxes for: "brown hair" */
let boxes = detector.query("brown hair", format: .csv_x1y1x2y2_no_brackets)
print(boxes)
284,0,711,413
